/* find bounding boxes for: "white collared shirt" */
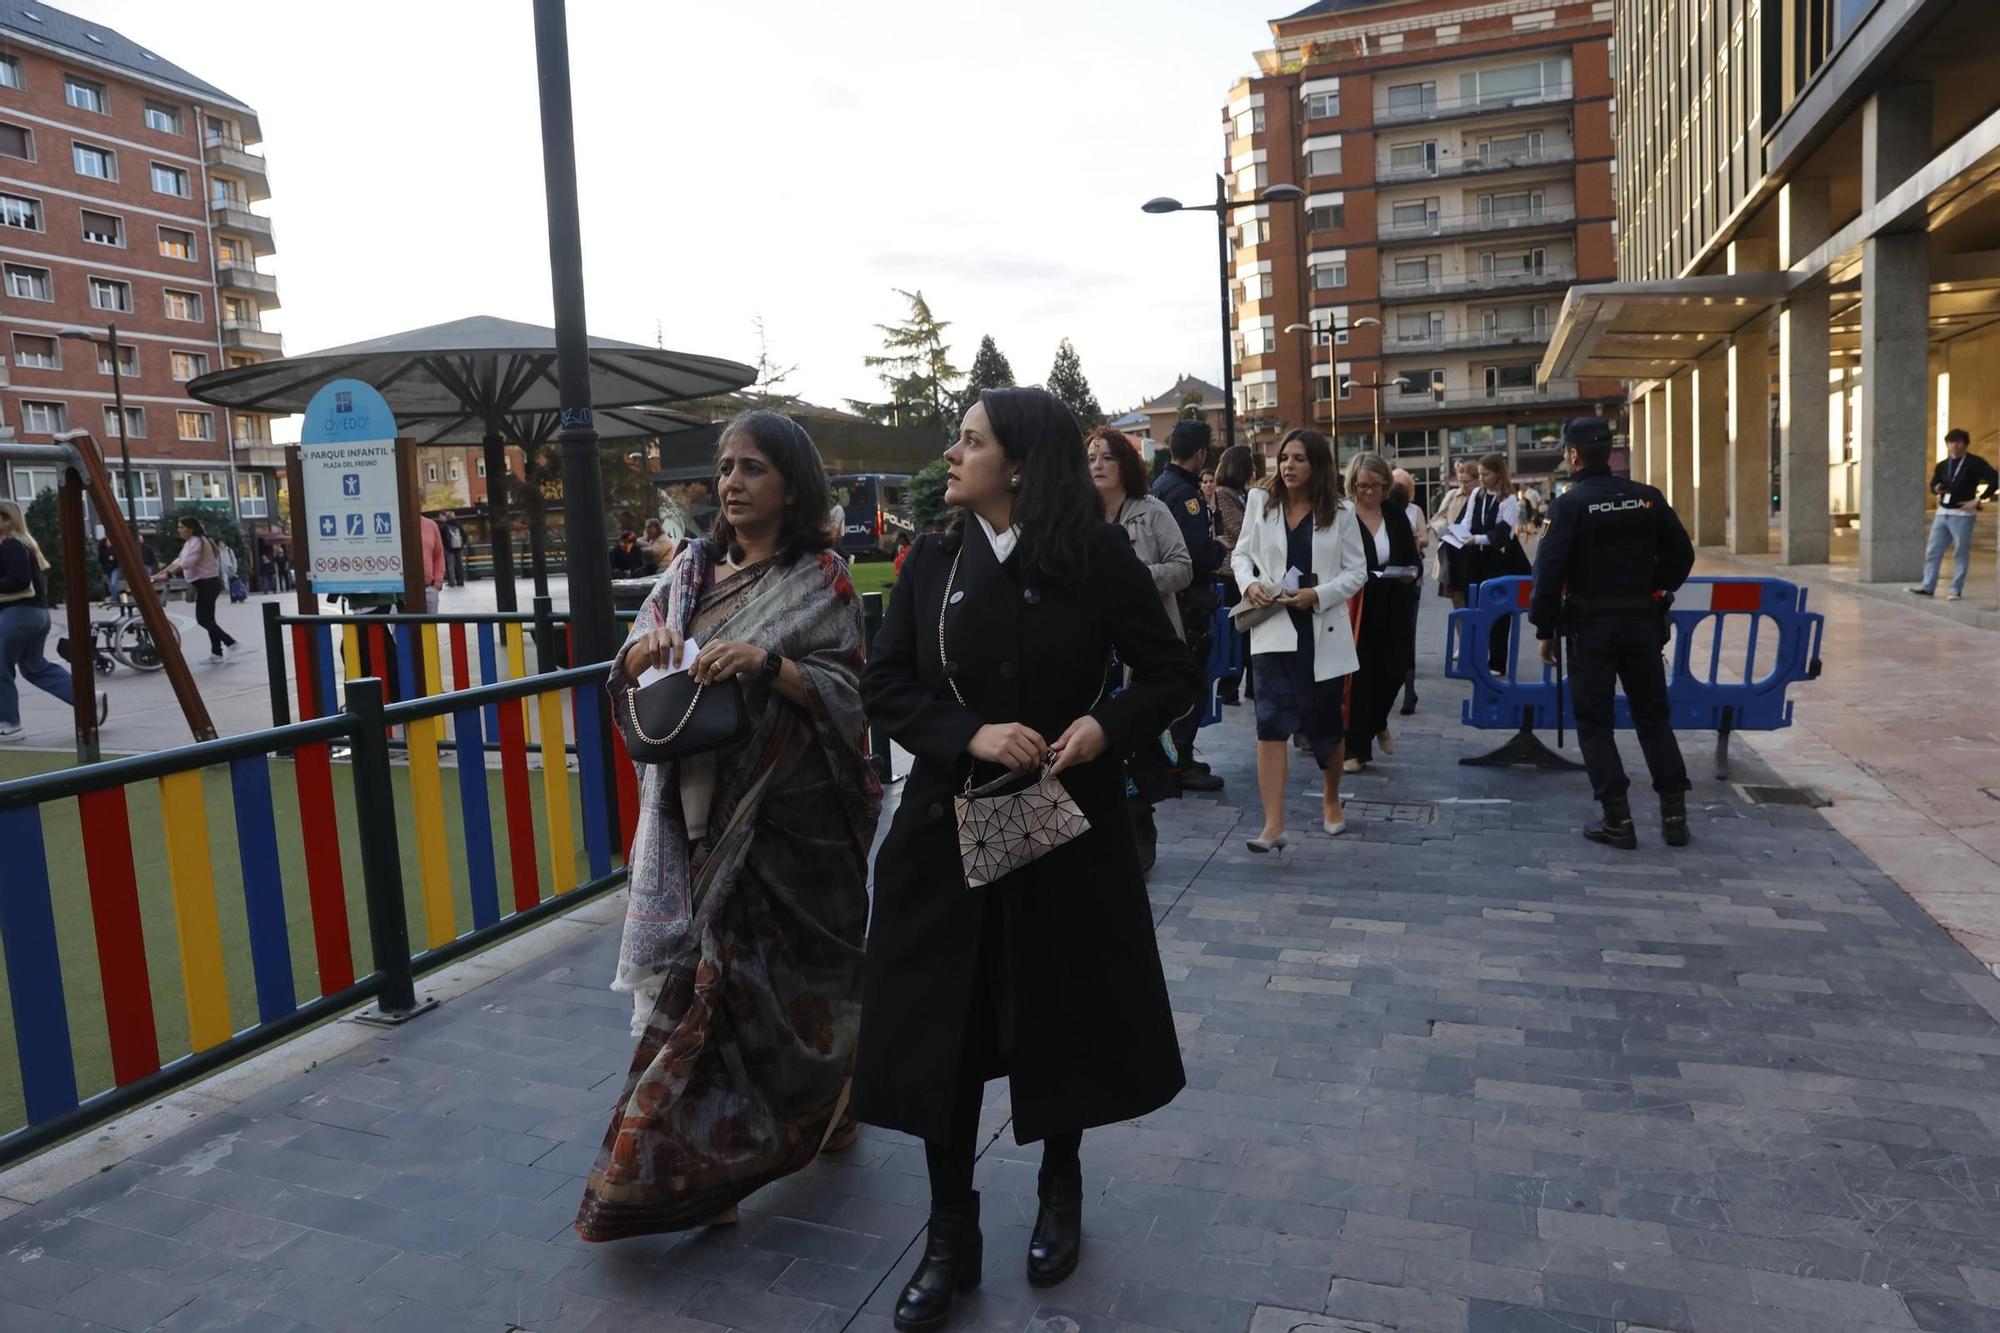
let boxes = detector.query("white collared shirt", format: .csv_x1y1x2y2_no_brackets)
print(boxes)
976,513,1022,563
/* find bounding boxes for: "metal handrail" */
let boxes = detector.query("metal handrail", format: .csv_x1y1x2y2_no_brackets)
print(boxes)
1379,266,1577,299
1377,205,1577,243
1375,327,1555,354
1376,84,1575,127
1376,144,1575,184
1382,381,1585,413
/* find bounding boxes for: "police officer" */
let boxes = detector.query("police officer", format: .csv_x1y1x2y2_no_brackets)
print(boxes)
1151,420,1225,792
1530,417,1695,849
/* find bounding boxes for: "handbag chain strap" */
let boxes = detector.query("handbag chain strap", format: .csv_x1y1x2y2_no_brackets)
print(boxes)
623,677,706,747
938,545,967,707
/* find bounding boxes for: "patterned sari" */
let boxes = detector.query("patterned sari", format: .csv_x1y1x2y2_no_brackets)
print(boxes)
575,540,880,1242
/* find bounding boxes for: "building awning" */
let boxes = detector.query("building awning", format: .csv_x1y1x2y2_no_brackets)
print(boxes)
1537,272,1801,386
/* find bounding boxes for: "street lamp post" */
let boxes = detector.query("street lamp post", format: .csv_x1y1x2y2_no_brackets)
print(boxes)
1143,178,1303,452
59,324,135,525
1284,317,1398,456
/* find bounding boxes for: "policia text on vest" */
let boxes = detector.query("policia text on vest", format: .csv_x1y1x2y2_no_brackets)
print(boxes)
1528,418,1695,850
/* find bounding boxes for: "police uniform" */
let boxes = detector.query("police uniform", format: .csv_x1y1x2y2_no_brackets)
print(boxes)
1151,458,1224,782
1529,418,1694,847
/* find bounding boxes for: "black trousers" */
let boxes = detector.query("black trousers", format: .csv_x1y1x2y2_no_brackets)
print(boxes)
1567,616,1689,805
192,577,236,655
1168,614,1212,767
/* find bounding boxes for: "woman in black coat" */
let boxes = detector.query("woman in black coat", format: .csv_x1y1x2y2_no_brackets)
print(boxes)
1342,453,1421,771
856,387,1197,1332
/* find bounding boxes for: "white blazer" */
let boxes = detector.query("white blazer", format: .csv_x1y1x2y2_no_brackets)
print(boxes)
1230,487,1368,681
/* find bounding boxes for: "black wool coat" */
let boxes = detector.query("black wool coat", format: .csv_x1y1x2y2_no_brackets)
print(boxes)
851,521,1197,1144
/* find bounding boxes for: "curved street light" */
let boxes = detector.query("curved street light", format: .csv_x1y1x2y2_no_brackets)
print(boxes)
1141,179,1303,451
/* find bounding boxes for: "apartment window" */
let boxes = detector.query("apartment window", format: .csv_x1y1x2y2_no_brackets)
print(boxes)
1391,199,1437,229
164,288,203,321
210,178,246,208
159,226,194,259
151,163,189,197
1305,90,1339,119
224,296,255,324
0,192,39,229
215,236,244,264
171,350,210,381
1485,364,1537,394
111,469,162,520
476,458,487,478
1239,271,1272,302
1334,373,1352,401
426,462,439,483
226,355,257,370
1232,104,1264,138
0,55,21,90
1316,374,1335,403
1239,318,1276,358
177,410,216,442
1393,257,1434,286
13,334,57,369
72,142,114,179
144,102,182,135
1306,143,1342,176
20,400,68,434
81,209,122,245
448,458,462,481
1235,161,1267,194
1482,304,1550,335
174,469,227,501
1389,141,1438,175
1397,311,1442,343
5,262,52,300
1479,131,1544,164
1310,259,1347,290
64,76,107,114
1481,247,1548,277
1479,190,1544,221
1238,216,1269,247
96,344,139,377
0,121,29,159
1461,59,1569,109
1240,381,1275,411
237,473,268,519
1386,82,1436,116
1399,371,1443,398
102,405,145,438
11,465,58,501
89,276,132,313
1307,202,1345,231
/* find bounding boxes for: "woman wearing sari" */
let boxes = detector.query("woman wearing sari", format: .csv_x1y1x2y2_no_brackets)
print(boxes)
576,410,881,1243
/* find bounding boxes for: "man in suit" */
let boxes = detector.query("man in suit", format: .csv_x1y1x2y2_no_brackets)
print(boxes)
1151,420,1225,792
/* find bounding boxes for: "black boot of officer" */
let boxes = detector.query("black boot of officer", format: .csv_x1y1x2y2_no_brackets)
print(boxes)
1529,417,1697,852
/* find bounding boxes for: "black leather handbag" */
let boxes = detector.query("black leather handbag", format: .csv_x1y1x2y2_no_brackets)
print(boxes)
615,671,747,764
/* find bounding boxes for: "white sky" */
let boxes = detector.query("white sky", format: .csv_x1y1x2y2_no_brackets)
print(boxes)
70,0,1287,420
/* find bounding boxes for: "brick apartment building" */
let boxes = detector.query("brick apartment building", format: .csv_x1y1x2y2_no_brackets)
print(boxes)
1223,0,1624,491
0,3,283,549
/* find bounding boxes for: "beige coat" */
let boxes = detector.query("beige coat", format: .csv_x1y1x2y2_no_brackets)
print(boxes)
1229,487,1367,681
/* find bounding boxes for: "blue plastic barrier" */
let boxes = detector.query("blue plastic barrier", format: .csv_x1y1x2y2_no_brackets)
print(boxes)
1444,575,1823,776
1200,584,1247,727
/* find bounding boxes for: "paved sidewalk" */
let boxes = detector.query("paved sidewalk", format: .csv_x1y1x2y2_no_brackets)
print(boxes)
6,614,2000,1332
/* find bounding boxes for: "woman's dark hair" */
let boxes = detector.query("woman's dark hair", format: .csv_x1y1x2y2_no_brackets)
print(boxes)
179,516,204,536
1084,425,1148,500
1263,428,1343,526
643,518,664,537
1215,444,1254,492
708,409,834,561
975,386,1097,585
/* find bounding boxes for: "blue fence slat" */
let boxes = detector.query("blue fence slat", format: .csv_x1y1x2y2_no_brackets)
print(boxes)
452,706,502,930
574,685,613,879
314,624,338,715
477,624,500,742
395,624,419,700
0,806,79,1124
228,757,297,1022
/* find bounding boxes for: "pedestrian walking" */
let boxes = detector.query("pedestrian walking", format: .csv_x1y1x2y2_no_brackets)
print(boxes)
855,387,1195,1331
1342,454,1420,773
419,515,445,614
1393,466,1425,715
1212,445,1253,706
1530,417,1695,849
1449,452,1531,673
442,518,468,586
1431,459,1478,609
1088,424,1192,874
1151,420,1226,792
154,516,237,663
272,544,291,592
1,500,99,740
576,409,880,1241
219,539,248,603
1231,428,1368,849
1908,428,1997,601
256,551,277,596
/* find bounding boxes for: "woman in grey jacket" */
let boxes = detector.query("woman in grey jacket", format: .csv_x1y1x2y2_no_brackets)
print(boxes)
1087,426,1191,872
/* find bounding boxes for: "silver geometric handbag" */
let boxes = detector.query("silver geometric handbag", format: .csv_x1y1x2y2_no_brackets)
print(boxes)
937,543,1091,889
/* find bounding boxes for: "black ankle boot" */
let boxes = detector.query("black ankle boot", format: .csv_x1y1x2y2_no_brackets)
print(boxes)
1661,792,1691,847
1583,800,1638,850
1026,1164,1083,1287
1130,801,1158,876
895,1195,981,1333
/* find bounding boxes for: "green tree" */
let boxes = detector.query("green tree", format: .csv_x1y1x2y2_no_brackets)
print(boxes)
847,289,963,433
24,488,105,606
908,457,952,533
955,334,1016,419
1045,338,1103,429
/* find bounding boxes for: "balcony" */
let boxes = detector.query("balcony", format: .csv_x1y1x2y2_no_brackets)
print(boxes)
208,199,276,254
203,134,270,202
1377,264,1576,303
1376,143,1575,185
221,320,282,354
1377,204,1578,247
216,260,281,308
1383,379,1584,416
1376,84,1574,129
1375,325,1555,356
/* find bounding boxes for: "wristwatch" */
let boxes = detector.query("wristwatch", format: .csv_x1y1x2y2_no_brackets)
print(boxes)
759,651,785,684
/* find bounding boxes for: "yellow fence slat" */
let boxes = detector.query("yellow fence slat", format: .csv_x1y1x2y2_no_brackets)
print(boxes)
158,770,232,1051
505,623,531,742
420,623,443,698
407,713,456,949
536,686,575,892
341,623,361,683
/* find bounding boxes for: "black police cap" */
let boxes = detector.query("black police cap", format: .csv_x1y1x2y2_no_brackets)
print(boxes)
1561,416,1614,448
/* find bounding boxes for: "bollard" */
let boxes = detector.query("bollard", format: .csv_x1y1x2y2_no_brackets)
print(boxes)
861,591,892,784
532,595,557,674
262,602,290,729
344,677,436,1025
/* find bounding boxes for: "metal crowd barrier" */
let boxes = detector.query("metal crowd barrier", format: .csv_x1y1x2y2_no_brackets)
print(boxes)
1444,575,1824,776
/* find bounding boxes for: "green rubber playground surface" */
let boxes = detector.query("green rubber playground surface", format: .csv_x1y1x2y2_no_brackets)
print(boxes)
0,745,606,1141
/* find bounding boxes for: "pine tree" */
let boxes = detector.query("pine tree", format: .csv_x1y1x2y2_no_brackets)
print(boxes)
846,289,963,433
1045,338,1103,429
956,334,1016,419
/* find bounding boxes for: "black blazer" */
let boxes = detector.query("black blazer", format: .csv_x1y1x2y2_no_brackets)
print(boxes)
853,521,1195,1144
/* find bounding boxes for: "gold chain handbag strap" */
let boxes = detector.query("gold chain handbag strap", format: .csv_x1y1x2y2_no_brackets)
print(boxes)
623,677,706,747
938,545,966,707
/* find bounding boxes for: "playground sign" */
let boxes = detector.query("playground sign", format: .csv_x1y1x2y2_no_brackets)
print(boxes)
301,379,402,595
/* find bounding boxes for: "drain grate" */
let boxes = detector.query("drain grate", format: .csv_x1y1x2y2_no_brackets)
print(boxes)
1341,798,1438,824
1735,784,1831,808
